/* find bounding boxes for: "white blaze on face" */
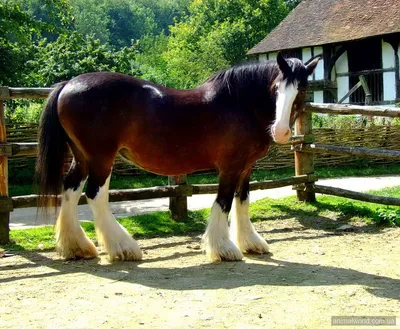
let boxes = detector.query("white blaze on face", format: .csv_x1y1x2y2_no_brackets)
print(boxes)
272,80,299,144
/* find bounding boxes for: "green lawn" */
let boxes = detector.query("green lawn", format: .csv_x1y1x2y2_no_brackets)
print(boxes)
8,162,400,197
3,185,400,252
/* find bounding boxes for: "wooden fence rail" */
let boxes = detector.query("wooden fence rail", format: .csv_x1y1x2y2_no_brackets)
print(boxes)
312,185,400,206
292,143,400,160
1,85,400,244
11,174,317,209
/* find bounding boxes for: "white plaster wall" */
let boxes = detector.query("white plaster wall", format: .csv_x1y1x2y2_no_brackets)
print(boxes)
302,48,312,81
335,51,349,103
382,40,396,101
259,54,267,62
313,90,324,103
302,48,312,62
383,72,396,101
382,41,395,68
314,46,324,80
336,51,348,73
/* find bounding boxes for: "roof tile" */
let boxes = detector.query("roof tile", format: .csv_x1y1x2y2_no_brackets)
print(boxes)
248,0,400,54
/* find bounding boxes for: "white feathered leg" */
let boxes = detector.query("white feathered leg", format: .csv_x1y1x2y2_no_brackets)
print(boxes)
230,196,269,254
56,180,98,259
202,202,243,261
87,175,142,261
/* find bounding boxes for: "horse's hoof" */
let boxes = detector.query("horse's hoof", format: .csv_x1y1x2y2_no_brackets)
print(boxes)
57,240,98,260
204,238,244,262
106,238,143,261
235,232,270,255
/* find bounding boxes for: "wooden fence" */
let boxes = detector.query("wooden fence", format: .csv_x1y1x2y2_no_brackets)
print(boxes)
1,86,400,244
8,124,400,175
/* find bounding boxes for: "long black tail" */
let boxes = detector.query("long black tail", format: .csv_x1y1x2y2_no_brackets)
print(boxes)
36,81,69,209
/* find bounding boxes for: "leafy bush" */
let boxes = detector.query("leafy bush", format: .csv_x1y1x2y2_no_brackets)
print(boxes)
5,101,43,124
376,207,400,226
313,114,364,129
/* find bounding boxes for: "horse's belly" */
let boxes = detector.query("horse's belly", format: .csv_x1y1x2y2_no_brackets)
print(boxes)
118,147,214,176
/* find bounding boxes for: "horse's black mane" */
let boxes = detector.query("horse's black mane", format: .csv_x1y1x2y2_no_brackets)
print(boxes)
207,61,279,96
206,58,307,101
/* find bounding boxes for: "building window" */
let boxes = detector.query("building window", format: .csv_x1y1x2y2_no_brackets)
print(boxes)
281,49,302,60
347,38,383,104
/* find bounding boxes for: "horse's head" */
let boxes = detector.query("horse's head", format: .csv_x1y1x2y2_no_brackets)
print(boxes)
271,52,320,144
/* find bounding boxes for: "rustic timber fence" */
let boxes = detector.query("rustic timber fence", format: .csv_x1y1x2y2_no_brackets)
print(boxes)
7,124,400,175
1,86,400,244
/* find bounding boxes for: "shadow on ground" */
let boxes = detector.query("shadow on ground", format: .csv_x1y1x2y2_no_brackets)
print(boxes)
2,234,399,302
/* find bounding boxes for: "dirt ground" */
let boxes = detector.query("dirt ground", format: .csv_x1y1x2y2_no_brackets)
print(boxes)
1,216,400,329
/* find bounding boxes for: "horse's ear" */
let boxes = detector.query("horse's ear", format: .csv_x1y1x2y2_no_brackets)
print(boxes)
277,52,291,76
306,56,321,76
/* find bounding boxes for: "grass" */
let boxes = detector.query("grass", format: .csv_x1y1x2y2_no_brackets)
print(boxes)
3,185,400,252
8,162,400,197
3,209,210,252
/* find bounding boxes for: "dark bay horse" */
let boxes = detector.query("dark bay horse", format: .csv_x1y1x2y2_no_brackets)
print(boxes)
36,53,319,261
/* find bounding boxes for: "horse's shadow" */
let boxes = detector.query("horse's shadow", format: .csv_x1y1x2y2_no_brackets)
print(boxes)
2,238,399,302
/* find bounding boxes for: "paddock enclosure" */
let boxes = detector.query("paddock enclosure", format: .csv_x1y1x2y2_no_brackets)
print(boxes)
1,86,400,244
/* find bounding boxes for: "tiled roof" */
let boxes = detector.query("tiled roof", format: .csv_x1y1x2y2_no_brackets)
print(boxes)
248,0,400,54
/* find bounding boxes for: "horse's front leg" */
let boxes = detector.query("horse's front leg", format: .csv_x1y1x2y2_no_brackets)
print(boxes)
202,171,243,262
230,173,269,254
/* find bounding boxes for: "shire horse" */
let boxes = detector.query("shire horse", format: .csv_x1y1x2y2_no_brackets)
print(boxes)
36,53,319,262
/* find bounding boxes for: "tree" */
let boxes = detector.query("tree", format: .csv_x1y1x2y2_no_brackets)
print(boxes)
164,0,289,88
0,3,39,86
104,0,156,49
285,0,302,10
26,32,139,86
69,0,110,44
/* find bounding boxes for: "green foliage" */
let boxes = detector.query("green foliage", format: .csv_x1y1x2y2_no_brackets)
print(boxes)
104,0,157,49
0,0,74,86
5,101,42,123
18,0,74,33
130,34,170,85
69,0,111,44
312,114,364,129
26,32,139,86
376,208,400,226
164,0,289,88
0,3,37,86
284,0,302,10
2,0,292,90
69,0,191,49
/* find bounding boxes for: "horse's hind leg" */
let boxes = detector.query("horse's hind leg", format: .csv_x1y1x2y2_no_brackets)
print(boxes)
230,170,269,254
56,157,98,259
202,171,244,261
86,163,142,261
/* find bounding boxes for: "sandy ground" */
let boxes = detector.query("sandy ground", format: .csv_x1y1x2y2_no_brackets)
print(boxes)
10,175,400,229
1,217,399,329
2,175,400,328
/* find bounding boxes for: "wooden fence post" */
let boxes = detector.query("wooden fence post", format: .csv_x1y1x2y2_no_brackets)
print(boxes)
0,100,11,243
294,111,316,202
168,175,188,221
